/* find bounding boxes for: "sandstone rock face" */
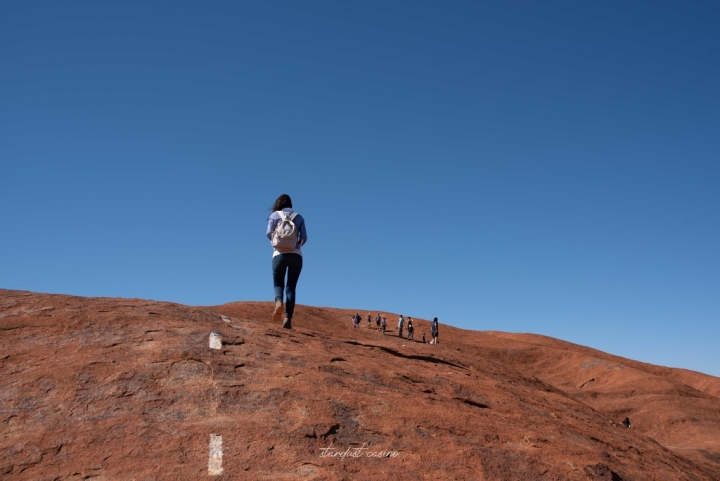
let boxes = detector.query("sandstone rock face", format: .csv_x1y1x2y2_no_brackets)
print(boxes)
1,289,719,480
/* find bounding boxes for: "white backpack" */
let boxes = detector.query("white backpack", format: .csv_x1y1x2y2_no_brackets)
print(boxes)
272,211,299,252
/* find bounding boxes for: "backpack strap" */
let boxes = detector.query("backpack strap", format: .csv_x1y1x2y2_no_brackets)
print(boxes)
277,211,288,221
288,212,299,221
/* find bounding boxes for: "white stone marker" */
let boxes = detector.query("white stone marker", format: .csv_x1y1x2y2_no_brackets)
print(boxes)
208,434,223,475
209,332,222,350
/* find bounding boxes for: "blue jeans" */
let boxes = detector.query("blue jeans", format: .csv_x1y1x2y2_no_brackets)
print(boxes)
272,253,303,319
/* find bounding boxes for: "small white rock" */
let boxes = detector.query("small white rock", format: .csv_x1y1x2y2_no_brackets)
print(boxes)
209,332,222,350
208,434,223,475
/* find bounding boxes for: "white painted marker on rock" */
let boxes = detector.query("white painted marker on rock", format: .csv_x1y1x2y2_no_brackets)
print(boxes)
208,434,223,475
209,332,222,350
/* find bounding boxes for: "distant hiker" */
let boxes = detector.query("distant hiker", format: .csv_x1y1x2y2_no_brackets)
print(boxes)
397,315,404,338
367,313,372,328
622,417,630,428
353,312,361,329
431,317,439,346
381,317,387,334
375,313,381,329
407,318,414,340
421,332,426,343
267,194,307,330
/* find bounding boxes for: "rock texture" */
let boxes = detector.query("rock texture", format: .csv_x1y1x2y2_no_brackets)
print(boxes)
1,289,719,480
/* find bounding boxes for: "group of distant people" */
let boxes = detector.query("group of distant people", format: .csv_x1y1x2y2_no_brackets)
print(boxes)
353,312,386,332
351,312,439,345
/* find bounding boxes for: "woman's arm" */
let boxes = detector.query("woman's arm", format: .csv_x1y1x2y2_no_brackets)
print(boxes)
298,215,308,246
266,212,279,240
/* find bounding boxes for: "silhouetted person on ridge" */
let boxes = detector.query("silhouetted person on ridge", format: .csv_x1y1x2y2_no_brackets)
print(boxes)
267,194,307,329
430,317,439,345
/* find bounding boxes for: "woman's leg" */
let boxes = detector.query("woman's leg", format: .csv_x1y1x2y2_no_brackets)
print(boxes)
272,255,289,321
283,254,303,319
272,255,287,302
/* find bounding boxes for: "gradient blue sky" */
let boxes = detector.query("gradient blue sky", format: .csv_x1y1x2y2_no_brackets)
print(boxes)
2,1,718,376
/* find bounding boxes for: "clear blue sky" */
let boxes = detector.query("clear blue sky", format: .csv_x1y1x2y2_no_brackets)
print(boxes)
2,1,718,376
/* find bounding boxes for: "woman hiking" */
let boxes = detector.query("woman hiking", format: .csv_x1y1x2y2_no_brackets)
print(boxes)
267,194,307,329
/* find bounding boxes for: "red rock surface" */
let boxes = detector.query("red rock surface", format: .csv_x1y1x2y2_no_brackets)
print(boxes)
2,288,719,480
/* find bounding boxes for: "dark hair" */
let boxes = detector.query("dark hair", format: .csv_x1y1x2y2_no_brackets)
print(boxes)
271,194,292,212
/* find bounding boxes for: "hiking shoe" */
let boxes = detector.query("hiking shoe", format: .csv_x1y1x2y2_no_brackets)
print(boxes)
272,299,283,322
282,318,292,329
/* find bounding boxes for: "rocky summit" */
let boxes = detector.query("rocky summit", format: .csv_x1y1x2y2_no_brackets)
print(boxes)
2,289,719,480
